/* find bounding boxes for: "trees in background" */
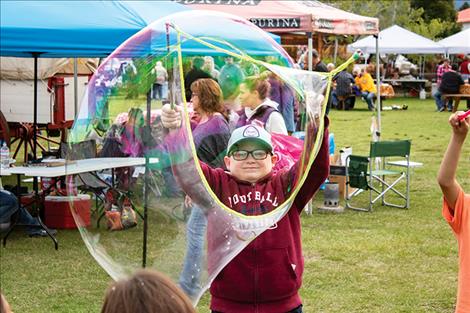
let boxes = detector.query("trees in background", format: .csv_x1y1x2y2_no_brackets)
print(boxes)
325,0,461,40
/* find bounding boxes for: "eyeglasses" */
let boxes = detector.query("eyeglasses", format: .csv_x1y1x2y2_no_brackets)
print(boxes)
230,149,270,161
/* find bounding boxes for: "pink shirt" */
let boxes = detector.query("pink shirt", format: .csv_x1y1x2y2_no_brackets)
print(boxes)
442,188,470,313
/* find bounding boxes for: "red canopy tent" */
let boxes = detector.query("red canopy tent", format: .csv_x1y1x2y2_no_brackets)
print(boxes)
179,0,378,34
179,0,378,68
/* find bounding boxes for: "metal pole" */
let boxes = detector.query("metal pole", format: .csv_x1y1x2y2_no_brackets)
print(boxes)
33,53,39,160
142,89,151,268
307,32,313,71
375,35,381,139
333,36,338,65
74,57,78,118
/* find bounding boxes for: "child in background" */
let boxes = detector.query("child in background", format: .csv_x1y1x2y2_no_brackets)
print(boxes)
101,269,196,313
437,111,470,313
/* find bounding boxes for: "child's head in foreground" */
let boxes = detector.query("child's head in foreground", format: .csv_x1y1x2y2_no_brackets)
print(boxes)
101,269,195,313
224,125,278,183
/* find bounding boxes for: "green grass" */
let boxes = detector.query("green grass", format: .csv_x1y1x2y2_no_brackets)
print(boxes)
1,97,469,312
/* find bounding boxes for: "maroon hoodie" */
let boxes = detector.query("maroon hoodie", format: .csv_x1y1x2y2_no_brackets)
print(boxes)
169,119,330,313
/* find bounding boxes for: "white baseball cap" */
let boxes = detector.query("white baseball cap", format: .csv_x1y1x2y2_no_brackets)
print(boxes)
227,125,273,155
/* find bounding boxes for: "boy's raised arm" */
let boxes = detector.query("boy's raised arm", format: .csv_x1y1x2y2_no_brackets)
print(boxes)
437,112,469,209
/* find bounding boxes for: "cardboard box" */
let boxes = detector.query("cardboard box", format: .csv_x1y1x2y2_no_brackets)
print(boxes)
44,195,91,229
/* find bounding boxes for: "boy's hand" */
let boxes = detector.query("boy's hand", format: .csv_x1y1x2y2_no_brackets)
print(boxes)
449,111,469,139
161,103,182,129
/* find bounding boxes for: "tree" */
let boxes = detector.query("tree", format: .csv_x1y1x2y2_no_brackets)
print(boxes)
460,2,470,11
410,0,456,23
325,0,460,40
410,0,460,37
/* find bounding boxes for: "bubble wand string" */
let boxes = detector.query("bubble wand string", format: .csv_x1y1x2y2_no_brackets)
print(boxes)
458,110,470,121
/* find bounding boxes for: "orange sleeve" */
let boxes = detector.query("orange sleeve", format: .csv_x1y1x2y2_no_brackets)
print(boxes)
442,187,470,234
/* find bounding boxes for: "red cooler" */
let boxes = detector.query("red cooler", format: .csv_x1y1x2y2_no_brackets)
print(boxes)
44,195,91,229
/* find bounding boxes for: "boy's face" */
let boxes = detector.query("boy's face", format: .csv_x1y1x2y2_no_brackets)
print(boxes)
224,141,277,183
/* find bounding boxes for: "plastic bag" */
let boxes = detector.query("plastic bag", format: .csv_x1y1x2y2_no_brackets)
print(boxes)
271,133,304,172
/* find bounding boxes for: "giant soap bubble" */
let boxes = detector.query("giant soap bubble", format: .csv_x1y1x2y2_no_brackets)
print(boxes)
64,10,358,306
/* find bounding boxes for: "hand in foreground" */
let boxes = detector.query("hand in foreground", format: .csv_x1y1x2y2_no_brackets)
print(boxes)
449,111,469,139
161,103,182,129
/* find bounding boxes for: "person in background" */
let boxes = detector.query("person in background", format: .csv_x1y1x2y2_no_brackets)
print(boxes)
237,75,288,135
0,189,57,237
437,111,470,313
152,61,168,101
179,79,231,297
268,73,296,134
301,50,332,114
459,55,469,83
435,64,464,112
327,63,335,72
355,68,377,111
218,57,245,131
301,49,328,72
203,56,220,81
101,269,196,313
433,58,452,111
332,69,356,110
184,57,213,101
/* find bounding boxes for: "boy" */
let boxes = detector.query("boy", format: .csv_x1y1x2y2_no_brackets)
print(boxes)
162,104,329,313
437,111,470,312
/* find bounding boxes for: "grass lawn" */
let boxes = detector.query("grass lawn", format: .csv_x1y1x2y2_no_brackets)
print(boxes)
1,97,469,312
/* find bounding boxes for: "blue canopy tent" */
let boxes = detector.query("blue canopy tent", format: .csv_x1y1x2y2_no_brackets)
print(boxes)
0,1,281,58
0,1,288,254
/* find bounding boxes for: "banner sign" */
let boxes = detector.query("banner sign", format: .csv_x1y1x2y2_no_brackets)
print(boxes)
249,18,301,29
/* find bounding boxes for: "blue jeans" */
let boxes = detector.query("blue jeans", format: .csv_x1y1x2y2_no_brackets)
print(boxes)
179,204,207,297
433,90,453,111
280,97,295,133
361,92,375,110
0,190,39,234
152,83,163,100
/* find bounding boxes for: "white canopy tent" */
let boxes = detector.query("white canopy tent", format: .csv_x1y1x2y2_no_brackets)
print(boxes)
438,28,470,55
347,25,445,138
347,25,445,54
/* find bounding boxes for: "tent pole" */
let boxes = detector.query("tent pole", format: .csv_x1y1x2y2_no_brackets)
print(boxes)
333,36,338,65
307,32,313,71
33,53,39,160
142,90,151,268
375,35,381,140
74,57,78,118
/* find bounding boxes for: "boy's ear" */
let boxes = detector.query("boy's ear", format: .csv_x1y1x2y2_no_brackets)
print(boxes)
224,156,231,169
271,153,278,165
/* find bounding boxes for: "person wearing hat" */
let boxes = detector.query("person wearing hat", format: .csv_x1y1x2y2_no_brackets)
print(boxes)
161,103,329,313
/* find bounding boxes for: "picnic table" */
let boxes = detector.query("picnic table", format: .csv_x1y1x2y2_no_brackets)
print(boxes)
376,79,427,97
442,94,470,112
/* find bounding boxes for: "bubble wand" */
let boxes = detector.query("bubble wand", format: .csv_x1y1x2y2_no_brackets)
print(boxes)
458,110,470,121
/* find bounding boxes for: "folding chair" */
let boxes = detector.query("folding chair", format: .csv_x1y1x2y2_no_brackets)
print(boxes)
60,140,108,223
345,140,411,212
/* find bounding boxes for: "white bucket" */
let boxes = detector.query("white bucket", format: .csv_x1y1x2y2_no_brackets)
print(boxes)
419,88,426,100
